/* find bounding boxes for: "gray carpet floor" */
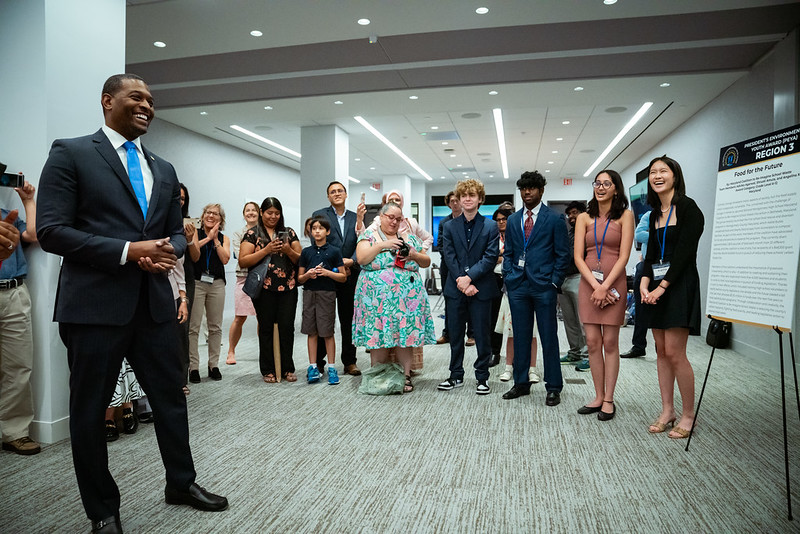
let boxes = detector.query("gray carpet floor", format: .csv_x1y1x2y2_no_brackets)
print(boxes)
1,308,799,533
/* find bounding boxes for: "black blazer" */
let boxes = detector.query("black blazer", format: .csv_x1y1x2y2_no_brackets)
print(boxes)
37,129,186,325
441,214,501,301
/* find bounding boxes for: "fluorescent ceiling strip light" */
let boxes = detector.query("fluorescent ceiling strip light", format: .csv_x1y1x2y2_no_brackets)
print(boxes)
583,102,653,177
353,116,433,181
347,176,360,183
230,125,301,159
492,108,509,179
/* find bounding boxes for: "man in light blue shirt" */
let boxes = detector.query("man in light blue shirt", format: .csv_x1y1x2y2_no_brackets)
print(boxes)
621,210,651,358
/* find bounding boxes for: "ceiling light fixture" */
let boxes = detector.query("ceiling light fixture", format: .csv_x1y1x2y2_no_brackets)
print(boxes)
562,120,570,125
263,106,273,110
492,108,510,179
153,41,166,48
476,7,489,14
556,137,563,141
354,158,361,161
230,125,301,159
574,86,584,91
604,0,618,4
250,30,263,37
489,90,499,96
450,154,457,158
334,100,343,105
357,18,371,25
583,102,653,177
370,166,376,170
660,82,671,87
200,111,208,116
442,142,449,145
348,176,360,183
354,116,434,181
552,150,558,154
430,126,439,130
547,161,554,164
409,95,419,100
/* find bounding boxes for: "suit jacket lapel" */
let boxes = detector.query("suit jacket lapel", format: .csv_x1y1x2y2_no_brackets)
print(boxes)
468,214,485,251
454,215,468,251
94,132,143,220
526,205,546,250
142,146,161,227
328,206,344,242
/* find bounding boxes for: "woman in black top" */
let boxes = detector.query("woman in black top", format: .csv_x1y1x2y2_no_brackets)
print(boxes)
239,197,302,383
640,156,704,439
187,203,231,383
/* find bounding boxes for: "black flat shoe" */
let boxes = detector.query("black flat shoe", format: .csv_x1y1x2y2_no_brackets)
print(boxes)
90,514,122,534
138,411,154,424
502,384,531,400
577,404,602,415
620,347,646,358
165,483,229,511
189,370,201,383
121,408,138,434
209,367,222,381
545,391,561,406
105,420,119,442
598,400,616,421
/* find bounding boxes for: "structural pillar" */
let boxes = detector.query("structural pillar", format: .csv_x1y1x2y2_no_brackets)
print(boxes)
300,125,350,220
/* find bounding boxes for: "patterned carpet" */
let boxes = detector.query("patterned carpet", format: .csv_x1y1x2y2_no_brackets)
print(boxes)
1,311,798,533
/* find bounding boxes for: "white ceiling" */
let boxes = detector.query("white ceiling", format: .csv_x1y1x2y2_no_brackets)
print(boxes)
125,0,800,186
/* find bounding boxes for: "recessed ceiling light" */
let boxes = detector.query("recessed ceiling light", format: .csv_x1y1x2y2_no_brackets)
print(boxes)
450,154,456,158
556,137,563,141
430,126,439,130
153,41,166,48
489,90,499,96
660,82,671,87
370,166,376,170
604,0,617,4
200,111,208,116
250,30,263,37
263,106,273,110
440,176,446,179
552,150,558,154
574,86,584,91
545,170,551,173
562,120,570,125
409,95,419,100
489,175,494,178
442,142,449,145
475,7,489,15
457,164,463,167
334,100,343,105
354,158,361,161
462,172,468,175
357,18,371,25
547,161,554,164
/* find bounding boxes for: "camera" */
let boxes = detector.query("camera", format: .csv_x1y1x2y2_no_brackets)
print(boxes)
0,172,24,189
396,236,410,257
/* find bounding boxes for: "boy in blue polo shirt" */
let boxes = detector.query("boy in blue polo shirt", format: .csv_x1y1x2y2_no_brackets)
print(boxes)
298,216,346,384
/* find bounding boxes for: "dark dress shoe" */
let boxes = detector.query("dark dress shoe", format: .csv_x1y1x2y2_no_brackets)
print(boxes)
545,391,561,406
165,483,229,511
209,367,222,380
344,364,362,376
105,420,119,442
189,370,201,383
488,354,501,368
137,411,154,424
91,515,122,534
620,347,646,358
121,408,138,434
577,404,602,415
598,401,616,421
502,384,531,400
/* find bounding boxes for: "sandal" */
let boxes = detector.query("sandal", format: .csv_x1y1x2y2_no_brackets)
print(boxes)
669,425,691,439
263,374,277,383
283,372,297,382
648,417,676,434
404,375,414,393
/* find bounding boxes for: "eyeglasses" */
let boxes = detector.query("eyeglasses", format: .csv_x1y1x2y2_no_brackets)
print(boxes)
328,188,346,195
382,214,403,222
592,181,614,189
205,211,221,216
495,217,507,222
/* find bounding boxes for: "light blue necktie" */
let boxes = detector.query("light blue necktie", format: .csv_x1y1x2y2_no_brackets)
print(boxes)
123,141,148,218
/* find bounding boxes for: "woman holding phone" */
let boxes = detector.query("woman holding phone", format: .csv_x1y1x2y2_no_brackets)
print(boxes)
574,170,634,421
239,197,302,383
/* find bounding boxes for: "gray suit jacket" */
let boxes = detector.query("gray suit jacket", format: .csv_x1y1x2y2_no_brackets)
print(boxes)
37,129,186,325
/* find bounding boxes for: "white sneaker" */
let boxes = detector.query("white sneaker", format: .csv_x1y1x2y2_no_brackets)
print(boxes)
529,368,541,383
499,370,512,382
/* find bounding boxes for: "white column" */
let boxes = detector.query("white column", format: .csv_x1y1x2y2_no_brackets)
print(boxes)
300,125,350,220
0,0,126,443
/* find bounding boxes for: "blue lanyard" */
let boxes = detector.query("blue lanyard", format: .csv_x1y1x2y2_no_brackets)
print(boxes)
593,216,611,264
205,243,213,272
655,205,673,262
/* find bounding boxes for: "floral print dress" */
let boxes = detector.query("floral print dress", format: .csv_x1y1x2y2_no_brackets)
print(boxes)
352,229,435,349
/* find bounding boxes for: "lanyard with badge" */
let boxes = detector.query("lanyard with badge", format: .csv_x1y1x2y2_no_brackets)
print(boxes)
517,213,532,268
653,205,673,281
200,243,215,284
591,217,611,282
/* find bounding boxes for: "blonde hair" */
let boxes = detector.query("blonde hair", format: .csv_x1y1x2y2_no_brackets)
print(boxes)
202,203,226,230
454,179,485,204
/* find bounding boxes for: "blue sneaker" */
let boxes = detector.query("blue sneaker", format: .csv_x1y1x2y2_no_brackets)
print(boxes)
575,359,590,372
307,365,320,383
328,367,340,385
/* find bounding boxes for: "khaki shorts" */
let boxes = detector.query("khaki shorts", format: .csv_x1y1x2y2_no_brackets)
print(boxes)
301,289,336,337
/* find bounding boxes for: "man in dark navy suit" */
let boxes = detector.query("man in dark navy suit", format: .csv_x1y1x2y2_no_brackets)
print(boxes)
312,181,365,376
501,171,569,406
437,179,500,395
37,74,227,534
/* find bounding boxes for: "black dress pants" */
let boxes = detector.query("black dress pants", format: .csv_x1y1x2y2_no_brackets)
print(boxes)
254,289,298,376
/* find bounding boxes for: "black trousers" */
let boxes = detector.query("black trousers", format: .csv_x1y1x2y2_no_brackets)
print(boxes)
316,268,358,367
254,289,298,376
631,261,649,350
59,283,195,521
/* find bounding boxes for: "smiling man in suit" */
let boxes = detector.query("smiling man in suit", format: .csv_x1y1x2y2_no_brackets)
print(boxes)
501,170,569,406
312,182,365,376
37,74,227,534
437,179,500,395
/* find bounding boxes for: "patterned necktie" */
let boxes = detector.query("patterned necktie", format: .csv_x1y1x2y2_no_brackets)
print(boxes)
123,141,148,217
524,209,533,240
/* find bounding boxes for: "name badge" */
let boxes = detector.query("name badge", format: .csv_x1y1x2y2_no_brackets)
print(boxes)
592,270,604,282
200,273,215,284
653,262,670,281
517,258,525,268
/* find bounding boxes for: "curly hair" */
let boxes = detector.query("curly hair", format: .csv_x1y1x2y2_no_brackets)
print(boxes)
454,179,485,204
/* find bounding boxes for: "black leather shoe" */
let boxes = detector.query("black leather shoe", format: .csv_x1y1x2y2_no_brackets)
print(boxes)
577,404,602,415
91,515,122,533
488,354,501,368
121,408,138,434
598,401,616,421
209,367,222,381
502,384,531,400
137,411,154,424
105,420,119,442
545,391,561,406
620,347,646,358
189,370,201,383
165,483,229,511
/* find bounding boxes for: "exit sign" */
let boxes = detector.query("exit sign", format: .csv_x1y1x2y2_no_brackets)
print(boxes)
563,178,572,186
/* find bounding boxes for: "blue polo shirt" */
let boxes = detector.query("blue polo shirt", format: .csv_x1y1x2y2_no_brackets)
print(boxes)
0,209,27,279
299,242,344,292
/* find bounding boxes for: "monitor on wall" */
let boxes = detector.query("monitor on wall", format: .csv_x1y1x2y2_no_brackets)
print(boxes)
431,194,514,251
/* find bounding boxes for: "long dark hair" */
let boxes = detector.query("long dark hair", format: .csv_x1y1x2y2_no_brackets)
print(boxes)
587,170,628,220
646,155,686,209
258,197,286,234
180,182,190,218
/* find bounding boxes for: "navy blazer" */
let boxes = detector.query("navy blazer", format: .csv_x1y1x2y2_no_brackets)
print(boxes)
441,214,501,301
37,129,186,325
502,204,569,291
312,205,359,265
